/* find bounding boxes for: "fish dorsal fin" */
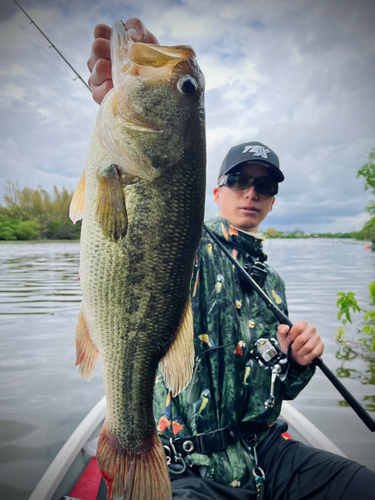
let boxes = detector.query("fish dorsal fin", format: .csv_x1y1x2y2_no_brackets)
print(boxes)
160,297,194,397
69,170,85,223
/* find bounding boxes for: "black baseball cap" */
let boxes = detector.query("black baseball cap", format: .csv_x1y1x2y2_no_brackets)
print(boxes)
218,141,284,182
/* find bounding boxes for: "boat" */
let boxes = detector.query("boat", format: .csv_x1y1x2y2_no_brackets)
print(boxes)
28,397,346,500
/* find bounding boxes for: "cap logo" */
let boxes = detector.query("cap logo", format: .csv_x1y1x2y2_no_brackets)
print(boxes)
242,145,270,159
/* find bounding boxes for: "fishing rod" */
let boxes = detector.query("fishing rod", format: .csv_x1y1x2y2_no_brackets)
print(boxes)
204,223,375,432
14,0,375,432
13,0,92,93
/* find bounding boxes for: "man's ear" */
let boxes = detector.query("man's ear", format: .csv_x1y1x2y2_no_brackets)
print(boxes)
268,197,275,213
213,187,220,205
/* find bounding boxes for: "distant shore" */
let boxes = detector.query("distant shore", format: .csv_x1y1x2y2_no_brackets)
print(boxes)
0,239,80,244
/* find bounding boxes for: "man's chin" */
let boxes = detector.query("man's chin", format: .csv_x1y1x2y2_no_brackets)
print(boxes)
234,214,259,233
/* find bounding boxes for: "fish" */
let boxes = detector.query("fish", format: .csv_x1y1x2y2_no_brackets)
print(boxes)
69,20,206,500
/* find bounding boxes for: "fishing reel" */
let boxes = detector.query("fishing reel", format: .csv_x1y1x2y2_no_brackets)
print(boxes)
242,260,267,289
250,338,289,409
251,338,287,369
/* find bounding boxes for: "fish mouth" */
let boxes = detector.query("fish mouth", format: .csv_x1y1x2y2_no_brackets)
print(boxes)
108,21,197,134
96,20,201,182
111,19,196,85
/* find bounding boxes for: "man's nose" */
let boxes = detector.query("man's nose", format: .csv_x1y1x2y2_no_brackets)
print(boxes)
244,184,258,199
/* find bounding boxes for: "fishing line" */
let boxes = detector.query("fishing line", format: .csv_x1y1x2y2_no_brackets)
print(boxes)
12,7,96,123
13,15,94,125
13,0,374,433
14,0,91,92
45,40,97,114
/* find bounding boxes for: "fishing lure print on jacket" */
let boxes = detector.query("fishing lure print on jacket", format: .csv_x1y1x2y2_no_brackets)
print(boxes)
69,20,206,500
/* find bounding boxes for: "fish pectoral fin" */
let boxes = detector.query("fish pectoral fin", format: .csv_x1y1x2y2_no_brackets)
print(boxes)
160,297,194,397
96,164,128,242
75,308,99,381
69,170,85,223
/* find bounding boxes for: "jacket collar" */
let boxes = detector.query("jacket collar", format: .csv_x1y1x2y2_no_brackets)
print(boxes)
205,216,267,261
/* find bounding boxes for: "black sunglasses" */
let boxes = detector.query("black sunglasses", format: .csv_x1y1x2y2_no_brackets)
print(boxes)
218,172,278,197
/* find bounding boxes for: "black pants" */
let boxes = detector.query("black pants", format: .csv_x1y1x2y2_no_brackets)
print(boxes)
95,423,375,500
170,423,374,500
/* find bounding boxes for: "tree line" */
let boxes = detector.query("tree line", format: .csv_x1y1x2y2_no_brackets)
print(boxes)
1,149,374,241
0,182,80,241
265,148,375,241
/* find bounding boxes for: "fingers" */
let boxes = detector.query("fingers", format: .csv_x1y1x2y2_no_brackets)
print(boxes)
91,80,114,108
94,23,111,40
277,321,324,366
125,18,159,44
87,24,112,104
277,324,291,339
88,57,111,88
88,38,111,73
88,24,111,72
87,19,159,105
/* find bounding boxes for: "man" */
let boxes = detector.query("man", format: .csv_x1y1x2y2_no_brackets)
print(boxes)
88,19,375,500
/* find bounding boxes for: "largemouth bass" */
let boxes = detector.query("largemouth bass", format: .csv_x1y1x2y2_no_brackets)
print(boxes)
69,20,206,500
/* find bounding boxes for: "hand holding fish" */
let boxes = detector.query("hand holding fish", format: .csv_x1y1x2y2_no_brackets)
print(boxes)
277,321,324,366
88,19,159,104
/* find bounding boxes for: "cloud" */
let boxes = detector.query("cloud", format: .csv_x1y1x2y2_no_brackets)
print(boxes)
0,0,374,233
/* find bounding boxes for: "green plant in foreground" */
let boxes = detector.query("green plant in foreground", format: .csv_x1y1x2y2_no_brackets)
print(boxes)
336,283,375,350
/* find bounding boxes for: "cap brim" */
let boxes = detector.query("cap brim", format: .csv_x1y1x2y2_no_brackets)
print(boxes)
222,160,284,182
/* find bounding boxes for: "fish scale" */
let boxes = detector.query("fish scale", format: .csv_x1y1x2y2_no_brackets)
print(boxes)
70,19,206,500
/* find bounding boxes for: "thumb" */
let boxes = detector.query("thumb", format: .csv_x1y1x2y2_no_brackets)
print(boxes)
277,324,291,353
277,324,290,338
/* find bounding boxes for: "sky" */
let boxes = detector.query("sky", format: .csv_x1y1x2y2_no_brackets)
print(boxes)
0,0,374,233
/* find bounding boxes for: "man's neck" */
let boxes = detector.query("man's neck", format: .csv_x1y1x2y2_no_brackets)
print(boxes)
233,226,264,240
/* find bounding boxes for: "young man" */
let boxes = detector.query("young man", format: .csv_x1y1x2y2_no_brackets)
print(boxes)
88,19,375,500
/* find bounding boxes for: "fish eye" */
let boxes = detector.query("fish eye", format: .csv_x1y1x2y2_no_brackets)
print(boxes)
177,76,197,95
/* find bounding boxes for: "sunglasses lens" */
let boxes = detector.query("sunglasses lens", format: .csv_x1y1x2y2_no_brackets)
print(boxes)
226,173,249,190
255,177,278,196
225,173,278,196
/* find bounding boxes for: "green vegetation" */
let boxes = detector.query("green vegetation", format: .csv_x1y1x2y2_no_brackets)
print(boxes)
336,283,375,351
357,148,375,216
0,216,39,241
335,149,375,354
0,181,80,241
263,228,360,239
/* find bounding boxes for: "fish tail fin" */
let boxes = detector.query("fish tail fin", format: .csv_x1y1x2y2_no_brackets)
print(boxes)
161,296,194,397
97,423,172,500
75,308,98,381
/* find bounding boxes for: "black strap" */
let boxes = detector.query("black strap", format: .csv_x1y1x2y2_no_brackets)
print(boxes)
171,421,269,456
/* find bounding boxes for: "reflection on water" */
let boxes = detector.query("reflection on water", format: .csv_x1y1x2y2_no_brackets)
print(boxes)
336,343,375,411
0,239,374,499
0,242,105,500
264,237,375,473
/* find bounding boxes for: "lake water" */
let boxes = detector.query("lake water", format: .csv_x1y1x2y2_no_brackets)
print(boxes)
0,239,374,500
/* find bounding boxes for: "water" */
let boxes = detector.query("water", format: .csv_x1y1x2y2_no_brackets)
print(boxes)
0,239,374,499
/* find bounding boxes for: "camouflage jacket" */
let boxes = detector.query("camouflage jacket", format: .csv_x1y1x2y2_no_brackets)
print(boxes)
154,216,315,488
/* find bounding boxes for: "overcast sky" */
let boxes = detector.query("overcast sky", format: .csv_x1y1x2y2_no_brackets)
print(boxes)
0,0,374,233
